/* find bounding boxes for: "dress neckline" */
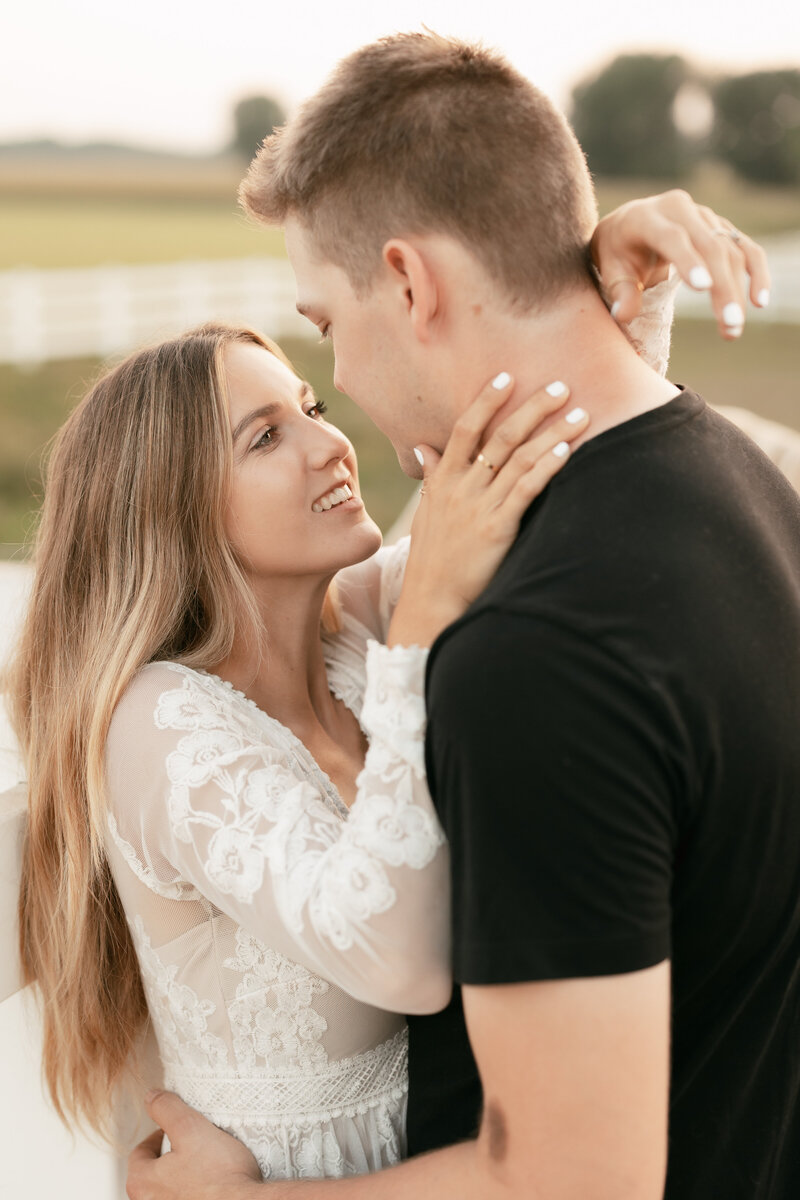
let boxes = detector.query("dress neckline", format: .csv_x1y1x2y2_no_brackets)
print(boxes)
191,666,354,822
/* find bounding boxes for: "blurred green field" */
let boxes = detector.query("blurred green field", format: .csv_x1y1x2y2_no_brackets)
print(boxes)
1,321,796,562
0,197,284,269
594,162,800,237
1,157,799,270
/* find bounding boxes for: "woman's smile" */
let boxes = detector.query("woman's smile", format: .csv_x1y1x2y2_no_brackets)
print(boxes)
312,481,365,514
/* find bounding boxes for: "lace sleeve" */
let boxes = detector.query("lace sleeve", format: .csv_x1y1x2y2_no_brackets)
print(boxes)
333,538,410,643
615,273,680,379
106,656,450,1016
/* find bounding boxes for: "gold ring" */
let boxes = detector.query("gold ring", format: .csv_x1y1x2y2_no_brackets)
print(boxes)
605,275,644,293
476,452,496,472
713,228,743,245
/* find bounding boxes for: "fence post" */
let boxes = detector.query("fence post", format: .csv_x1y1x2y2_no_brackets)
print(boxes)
2,269,45,365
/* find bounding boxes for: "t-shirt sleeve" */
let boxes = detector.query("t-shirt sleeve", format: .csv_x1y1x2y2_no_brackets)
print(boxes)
425,610,679,985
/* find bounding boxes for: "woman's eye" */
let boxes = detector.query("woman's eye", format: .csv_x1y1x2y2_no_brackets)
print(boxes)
307,400,328,419
252,426,277,450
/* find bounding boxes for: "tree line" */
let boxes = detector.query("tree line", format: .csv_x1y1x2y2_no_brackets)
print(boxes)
570,56,800,185
234,59,800,187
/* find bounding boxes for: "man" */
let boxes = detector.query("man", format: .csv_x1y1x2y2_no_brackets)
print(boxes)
128,33,798,1199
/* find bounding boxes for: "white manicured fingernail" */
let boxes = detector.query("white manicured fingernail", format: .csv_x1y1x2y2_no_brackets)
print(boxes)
610,300,621,320
727,325,743,339
413,447,424,466
689,266,713,290
723,302,744,328
545,381,568,397
757,288,770,308
565,407,587,425
492,371,511,390
552,441,570,459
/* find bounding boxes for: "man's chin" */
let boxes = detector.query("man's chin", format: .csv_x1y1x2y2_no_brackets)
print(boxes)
396,447,424,480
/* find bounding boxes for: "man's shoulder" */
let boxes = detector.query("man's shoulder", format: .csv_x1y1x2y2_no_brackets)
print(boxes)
425,606,621,725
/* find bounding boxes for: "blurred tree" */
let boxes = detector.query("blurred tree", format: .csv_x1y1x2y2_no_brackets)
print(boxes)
232,95,287,161
712,70,800,185
571,54,693,178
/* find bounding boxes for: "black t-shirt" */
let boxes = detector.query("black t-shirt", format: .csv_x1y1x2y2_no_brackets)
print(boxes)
409,391,800,1197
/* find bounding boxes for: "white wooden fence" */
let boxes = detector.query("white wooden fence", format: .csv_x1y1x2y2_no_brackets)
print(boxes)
675,232,800,323
0,257,311,367
0,235,798,368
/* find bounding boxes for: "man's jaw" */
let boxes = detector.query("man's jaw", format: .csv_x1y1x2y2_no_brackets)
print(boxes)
395,444,425,480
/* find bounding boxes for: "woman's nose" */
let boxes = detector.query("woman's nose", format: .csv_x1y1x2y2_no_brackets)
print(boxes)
308,419,352,469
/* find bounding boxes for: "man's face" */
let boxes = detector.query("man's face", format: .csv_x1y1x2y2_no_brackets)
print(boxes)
284,217,441,477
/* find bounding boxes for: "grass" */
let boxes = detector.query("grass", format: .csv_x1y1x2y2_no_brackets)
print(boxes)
2,322,795,564
1,157,798,271
595,161,800,237
0,152,286,269
668,319,799,429
0,197,284,270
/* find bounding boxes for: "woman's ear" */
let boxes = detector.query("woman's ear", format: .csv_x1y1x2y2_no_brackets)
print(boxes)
382,238,439,343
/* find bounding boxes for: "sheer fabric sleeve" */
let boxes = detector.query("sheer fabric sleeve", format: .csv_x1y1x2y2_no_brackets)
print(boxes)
615,273,680,379
332,537,410,644
106,655,450,1016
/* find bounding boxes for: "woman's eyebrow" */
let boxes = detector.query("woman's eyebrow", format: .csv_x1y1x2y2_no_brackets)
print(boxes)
232,385,314,443
232,403,281,443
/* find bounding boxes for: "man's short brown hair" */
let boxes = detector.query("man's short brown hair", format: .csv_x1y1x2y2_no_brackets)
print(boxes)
240,31,599,311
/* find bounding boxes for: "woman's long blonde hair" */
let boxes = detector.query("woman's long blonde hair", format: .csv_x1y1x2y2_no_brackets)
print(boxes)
6,323,335,1138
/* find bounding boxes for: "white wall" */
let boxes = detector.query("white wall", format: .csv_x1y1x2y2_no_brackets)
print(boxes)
0,563,125,1200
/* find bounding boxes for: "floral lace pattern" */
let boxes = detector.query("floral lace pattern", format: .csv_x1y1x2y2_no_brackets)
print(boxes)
224,928,330,1072
105,581,444,1179
608,272,679,380
107,812,201,901
167,1029,408,1179
131,916,229,1072
148,657,445,960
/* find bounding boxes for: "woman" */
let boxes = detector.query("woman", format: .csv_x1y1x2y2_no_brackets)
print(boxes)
7,320,597,1177
8,261,674,1178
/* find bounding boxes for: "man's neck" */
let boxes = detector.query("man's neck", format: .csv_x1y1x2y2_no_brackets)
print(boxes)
448,284,679,450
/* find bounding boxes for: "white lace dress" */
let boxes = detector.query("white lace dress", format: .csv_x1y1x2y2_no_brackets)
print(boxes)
105,539,449,1180
104,275,677,1182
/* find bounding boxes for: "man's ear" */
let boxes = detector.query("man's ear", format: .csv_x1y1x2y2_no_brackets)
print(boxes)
382,238,439,343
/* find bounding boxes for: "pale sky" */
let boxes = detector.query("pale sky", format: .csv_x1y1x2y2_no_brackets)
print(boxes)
4,0,799,152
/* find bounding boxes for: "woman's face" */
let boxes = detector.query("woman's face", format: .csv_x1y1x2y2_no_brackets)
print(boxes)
222,340,382,583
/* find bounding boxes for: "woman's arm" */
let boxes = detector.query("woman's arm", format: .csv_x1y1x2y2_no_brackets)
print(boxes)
106,658,449,1014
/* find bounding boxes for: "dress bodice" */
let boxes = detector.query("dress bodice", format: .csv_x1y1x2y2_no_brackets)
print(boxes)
105,541,450,1179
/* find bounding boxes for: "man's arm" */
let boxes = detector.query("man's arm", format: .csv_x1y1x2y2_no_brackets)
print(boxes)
462,964,670,1197
129,963,669,1200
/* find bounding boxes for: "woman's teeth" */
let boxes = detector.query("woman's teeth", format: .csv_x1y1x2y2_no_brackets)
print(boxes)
312,483,353,513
